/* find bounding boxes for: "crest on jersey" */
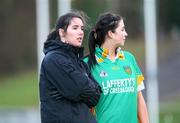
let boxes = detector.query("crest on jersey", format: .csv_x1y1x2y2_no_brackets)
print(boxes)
100,70,108,77
123,66,132,75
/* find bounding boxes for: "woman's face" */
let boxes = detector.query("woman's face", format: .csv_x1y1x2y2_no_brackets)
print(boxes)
61,17,84,47
112,19,128,47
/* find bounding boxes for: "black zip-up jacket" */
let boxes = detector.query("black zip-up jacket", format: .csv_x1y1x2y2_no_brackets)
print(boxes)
39,39,101,123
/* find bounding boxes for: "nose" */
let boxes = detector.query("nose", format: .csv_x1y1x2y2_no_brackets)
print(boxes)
125,31,128,37
79,29,84,35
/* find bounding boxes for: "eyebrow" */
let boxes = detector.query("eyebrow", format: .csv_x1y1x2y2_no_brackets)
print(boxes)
72,25,84,28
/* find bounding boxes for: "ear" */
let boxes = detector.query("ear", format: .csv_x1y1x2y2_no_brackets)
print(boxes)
58,28,66,42
107,30,113,39
58,28,65,38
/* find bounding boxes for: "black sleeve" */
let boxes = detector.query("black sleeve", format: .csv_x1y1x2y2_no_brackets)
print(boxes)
80,61,102,107
81,74,102,107
43,53,101,107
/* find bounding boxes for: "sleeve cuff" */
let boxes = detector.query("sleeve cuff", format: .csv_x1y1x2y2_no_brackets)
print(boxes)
137,81,145,91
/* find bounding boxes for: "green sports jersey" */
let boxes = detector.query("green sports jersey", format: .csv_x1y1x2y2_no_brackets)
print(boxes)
84,47,145,123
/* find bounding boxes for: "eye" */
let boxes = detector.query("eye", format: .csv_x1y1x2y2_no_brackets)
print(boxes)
121,27,125,32
81,27,84,31
73,27,78,30
72,25,79,30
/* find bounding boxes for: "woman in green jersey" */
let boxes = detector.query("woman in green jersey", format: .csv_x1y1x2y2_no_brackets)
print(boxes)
85,13,149,123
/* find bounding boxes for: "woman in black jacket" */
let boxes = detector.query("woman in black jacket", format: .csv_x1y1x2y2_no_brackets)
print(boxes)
39,11,102,123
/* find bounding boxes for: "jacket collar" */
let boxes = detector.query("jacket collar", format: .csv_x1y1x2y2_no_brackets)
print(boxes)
44,39,84,59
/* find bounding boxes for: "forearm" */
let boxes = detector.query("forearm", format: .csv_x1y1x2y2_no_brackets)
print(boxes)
81,68,102,107
138,92,149,123
81,80,102,107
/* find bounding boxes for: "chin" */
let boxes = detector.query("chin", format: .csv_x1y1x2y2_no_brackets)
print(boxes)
76,44,82,47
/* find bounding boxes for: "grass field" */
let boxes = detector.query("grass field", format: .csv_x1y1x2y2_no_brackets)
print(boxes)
0,70,39,107
160,101,180,123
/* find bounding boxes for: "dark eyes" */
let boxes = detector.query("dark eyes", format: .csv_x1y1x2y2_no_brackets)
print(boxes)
121,27,126,31
73,27,78,29
72,26,84,31
81,27,84,31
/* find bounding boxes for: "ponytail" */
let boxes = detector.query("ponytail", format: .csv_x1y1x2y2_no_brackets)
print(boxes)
47,30,59,41
44,30,60,49
88,30,97,69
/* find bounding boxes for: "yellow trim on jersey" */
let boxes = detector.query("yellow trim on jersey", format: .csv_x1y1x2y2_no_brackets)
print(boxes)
137,75,144,85
118,52,125,60
97,57,104,63
102,48,108,58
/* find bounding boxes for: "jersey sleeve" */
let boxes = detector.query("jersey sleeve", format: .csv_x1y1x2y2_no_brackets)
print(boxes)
125,51,145,91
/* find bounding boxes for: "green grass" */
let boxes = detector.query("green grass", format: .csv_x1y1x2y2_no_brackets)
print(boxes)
0,70,39,107
160,101,180,123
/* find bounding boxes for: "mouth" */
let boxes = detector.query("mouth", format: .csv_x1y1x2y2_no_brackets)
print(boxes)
77,37,83,42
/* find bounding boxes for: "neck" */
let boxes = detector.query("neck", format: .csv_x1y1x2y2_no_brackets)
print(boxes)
101,41,117,60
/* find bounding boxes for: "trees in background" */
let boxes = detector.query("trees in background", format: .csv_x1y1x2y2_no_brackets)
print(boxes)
0,0,179,75
0,0,36,75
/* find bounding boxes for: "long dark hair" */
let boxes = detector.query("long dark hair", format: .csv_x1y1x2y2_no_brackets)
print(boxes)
45,10,87,43
88,13,123,69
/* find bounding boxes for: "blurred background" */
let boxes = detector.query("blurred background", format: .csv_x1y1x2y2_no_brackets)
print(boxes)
0,0,180,123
